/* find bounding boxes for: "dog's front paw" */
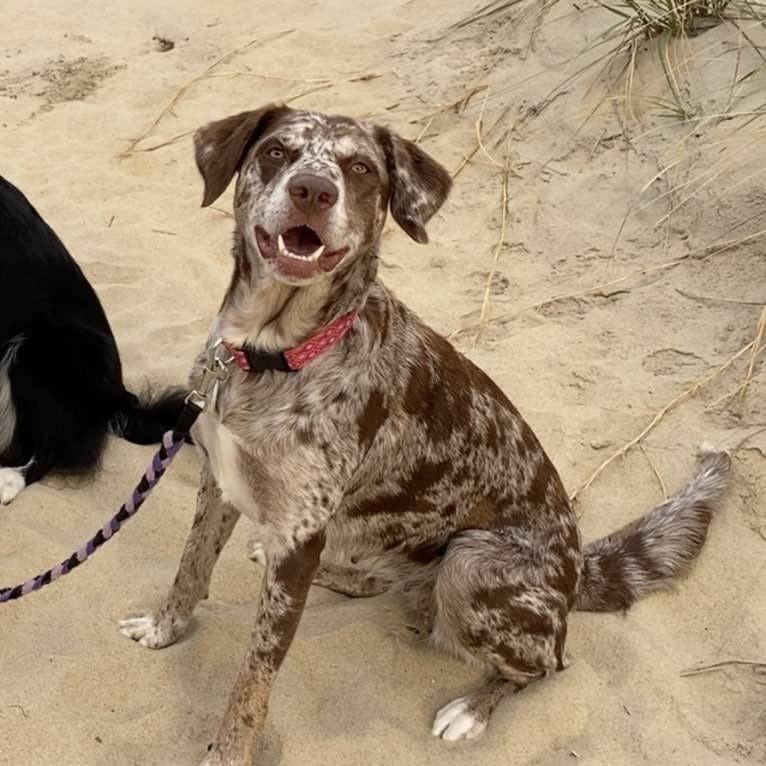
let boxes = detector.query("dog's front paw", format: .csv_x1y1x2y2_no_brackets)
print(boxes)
118,611,188,649
432,696,488,741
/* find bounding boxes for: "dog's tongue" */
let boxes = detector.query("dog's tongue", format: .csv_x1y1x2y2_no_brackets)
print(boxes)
282,225,322,256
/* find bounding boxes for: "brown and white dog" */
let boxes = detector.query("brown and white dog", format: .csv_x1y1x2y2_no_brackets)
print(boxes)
120,105,731,765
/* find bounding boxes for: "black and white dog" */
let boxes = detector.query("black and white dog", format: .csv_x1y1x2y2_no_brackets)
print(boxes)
0,175,187,504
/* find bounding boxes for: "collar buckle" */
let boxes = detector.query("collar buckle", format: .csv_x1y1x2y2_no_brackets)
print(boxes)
243,347,290,373
184,340,235,409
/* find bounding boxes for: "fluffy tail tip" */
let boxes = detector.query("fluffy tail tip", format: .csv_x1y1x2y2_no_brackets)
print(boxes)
694,442,732,493
576,443,731,613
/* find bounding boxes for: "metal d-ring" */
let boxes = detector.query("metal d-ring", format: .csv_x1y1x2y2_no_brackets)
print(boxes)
184,339,234,410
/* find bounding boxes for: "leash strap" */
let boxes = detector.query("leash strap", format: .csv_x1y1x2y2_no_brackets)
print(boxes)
0,426,191,603
0,341,232,604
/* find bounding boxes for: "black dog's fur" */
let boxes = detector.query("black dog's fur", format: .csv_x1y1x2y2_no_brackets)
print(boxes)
0,175,186,497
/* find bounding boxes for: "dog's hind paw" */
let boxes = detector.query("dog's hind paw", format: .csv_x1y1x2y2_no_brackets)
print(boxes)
247,538,267,566
0,467,25,505
432,696,488,741
119,611,188,649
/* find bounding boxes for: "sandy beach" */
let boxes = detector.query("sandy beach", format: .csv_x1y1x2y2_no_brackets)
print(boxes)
1,1,765,764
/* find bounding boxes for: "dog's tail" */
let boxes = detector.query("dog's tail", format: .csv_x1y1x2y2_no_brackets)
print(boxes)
109,387,190,445
575,446,731,612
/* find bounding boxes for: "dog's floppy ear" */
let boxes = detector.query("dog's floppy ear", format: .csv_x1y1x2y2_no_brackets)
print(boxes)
194,104,290,207
378,129,452,244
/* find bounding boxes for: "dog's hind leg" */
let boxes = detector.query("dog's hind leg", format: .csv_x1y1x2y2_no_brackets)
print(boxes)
432,675,523,740
312,563,390,597
3,322,120,486
429,529,574,741
250,542,390,597
120,462,240,648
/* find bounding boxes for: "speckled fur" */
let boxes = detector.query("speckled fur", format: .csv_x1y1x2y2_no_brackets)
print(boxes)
120,105,732,764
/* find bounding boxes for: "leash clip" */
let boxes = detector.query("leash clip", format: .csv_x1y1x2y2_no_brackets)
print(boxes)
184,339,234,411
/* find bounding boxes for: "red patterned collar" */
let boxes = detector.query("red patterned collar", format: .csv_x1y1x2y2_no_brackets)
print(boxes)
223,312,356,373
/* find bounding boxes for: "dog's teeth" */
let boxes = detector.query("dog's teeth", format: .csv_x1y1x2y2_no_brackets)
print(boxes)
309,245,325,261
277,234,289,257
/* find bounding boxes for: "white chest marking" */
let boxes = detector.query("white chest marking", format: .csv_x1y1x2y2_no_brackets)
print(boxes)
197,413,260,522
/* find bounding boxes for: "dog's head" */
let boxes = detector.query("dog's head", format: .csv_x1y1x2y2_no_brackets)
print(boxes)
194,105,452,285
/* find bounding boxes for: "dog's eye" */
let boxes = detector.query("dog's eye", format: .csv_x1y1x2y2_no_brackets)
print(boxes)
351,161,370,175
266,146,285,160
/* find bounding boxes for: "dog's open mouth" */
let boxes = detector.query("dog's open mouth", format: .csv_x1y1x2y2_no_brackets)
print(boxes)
255,225,348,279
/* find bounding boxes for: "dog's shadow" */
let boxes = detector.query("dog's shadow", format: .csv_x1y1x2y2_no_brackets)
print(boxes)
252,726,284,766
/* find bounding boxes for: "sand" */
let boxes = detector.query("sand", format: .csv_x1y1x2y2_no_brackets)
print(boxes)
1,1,765,764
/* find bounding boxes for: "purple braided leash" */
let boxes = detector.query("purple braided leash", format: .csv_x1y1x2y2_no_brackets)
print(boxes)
0,429,187,603
0,342,231,605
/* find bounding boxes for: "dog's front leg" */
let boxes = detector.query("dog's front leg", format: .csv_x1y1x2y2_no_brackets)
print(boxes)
120,462,239,648
202,530,325,766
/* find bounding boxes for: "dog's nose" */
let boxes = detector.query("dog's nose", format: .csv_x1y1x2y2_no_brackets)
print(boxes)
287,173,338,213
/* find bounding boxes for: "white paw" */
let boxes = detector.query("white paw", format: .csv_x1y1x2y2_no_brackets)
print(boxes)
118,611,188,649
247,538,267,566
432,696,487,741
0,467,25,505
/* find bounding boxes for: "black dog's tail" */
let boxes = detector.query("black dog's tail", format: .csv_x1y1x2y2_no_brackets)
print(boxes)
109,387,190,445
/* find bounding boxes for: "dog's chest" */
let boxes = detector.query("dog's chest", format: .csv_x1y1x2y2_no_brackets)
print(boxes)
195,412,260,520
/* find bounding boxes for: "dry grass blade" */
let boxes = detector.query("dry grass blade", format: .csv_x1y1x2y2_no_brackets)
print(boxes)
681,659,766,677
614,144,765,253
206,71,332,84
119,29,294,157
447,0,525,31
704,355,766,409
476,106,507,169
741,304,766,398
728,16,766,66
284,81,335,103
625,34,640,119
449,230,762,341
415,85,489,127
512,0,698,121
453,106,513,178
122,129,195,155
474,10,764,120
639,442,669,498
476,2,766,146
474,138,512,344
620,131,764,230
449,267,647,340
415,116,435,144
675,288,764,306
703,316,766,410
655,163,766,229
570,338,756,501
